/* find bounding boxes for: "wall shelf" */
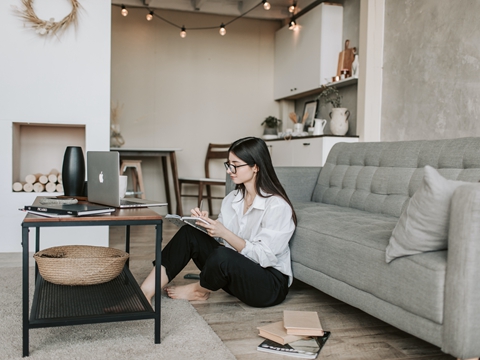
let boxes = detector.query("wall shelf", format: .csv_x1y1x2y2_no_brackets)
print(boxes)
326,77,358,89
280,77,358,100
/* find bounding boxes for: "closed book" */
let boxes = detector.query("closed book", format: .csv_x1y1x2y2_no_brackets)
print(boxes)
24,204,115,216
257,321,304,345
283,310,324,336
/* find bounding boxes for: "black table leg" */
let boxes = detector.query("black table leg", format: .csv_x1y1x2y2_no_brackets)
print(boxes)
22,227,29,357
125,225,131,268
161,156,172,214
35,227,40,281
154,222,162,344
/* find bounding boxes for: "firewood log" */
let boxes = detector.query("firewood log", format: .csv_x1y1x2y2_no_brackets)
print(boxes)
56,183,64,193
33,182,45,193
38,175,48,184
13,182,25,192
45,182,57,193
23,183,34,192
25,173,41,184
48,169,59,183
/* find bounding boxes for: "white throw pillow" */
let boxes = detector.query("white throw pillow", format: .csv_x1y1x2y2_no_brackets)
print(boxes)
385,165,468,263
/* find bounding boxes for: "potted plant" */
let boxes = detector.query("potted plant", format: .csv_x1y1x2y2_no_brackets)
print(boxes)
316,85,350,136
261,116,282,136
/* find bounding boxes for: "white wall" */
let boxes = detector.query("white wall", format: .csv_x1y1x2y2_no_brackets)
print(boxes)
0,0,111,252
111,7,281,214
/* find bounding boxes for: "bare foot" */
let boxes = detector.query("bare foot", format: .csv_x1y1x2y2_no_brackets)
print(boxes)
165,282,210,301
140,265,169,306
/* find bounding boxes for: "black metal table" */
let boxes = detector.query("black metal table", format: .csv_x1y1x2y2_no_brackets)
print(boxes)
21,199,163,357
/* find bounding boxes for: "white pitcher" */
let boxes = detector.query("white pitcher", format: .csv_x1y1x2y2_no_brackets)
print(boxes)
329,108,350,136
313,119,327,135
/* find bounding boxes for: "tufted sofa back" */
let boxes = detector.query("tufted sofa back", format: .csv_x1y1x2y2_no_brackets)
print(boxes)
312,137,480,217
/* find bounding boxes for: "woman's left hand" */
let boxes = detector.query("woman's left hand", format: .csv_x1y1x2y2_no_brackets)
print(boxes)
198,215,246,252
197,216,227,239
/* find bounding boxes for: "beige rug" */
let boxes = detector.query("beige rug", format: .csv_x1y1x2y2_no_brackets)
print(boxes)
0,266,235,359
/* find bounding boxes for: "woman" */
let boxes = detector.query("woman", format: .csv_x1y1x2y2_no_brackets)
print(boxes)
141,136,297,307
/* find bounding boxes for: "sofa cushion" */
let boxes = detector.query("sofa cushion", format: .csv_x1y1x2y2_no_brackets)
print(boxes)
313,138,480,217
290,201,446,324
385,166,469,263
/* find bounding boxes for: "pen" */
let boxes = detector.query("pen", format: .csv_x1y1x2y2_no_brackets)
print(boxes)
199,200,204,216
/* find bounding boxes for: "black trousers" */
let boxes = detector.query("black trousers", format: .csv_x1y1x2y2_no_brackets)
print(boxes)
159,225,289,308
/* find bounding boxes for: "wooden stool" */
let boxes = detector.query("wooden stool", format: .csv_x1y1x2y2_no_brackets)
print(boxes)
120,160,145,199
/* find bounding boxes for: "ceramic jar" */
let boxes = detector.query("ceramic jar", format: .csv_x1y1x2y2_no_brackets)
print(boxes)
329,108,350,136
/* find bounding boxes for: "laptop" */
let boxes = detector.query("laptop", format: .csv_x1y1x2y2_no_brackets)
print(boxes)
87,151,168,208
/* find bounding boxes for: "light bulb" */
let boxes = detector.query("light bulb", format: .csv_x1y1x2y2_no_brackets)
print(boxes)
146,11,153,21
263,1,271,10
121,5,128,16
289,19,296,30
180,26,187,38
219,24,226,36
288,3,296,13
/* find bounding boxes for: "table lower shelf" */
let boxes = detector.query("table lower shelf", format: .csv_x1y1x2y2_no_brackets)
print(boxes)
30,266,154,328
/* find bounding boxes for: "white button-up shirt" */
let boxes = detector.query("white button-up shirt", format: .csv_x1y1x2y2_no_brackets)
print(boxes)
217,190,295,286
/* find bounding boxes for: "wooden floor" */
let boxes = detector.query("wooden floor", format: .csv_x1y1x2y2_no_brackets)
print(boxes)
108,223,454,360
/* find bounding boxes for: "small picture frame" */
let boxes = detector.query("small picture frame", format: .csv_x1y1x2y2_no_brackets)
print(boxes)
302,100,318,131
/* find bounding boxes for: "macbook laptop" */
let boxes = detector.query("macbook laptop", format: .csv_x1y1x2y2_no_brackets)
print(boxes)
87,151,168,208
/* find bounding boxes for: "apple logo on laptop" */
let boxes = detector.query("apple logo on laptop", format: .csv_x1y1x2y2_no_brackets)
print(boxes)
99,171,104,183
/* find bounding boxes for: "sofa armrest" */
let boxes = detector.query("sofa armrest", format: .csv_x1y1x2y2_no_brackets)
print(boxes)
226,166,321,202
443,184,480,359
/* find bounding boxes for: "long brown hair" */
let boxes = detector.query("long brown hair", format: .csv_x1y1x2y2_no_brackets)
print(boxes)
228,137,297,225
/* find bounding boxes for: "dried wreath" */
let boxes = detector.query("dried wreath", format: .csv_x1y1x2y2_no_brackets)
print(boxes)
13,0,80,36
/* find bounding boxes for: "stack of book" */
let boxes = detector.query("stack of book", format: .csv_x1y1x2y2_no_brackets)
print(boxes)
256,311,330,359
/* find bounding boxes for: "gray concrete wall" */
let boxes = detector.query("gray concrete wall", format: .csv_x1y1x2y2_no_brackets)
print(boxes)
381,0,480,141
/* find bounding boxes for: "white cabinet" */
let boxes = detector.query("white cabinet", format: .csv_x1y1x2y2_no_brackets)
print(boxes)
274,3,343,100
267,136,359,167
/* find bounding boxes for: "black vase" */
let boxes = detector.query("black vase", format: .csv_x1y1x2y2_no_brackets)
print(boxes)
62,146,85,196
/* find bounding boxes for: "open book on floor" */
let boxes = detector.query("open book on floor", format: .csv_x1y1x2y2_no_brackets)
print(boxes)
257,332,331,359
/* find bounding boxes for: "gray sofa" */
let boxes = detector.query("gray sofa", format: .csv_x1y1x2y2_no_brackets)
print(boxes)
271,137,480,360
226,138,480,359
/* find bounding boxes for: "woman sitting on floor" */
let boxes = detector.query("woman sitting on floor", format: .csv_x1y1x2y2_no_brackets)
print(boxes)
141,136,297,307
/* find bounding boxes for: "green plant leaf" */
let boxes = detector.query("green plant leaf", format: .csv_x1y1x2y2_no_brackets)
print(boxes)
317,85,342,108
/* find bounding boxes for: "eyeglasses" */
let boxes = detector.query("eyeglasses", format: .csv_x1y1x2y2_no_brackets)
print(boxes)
224,162,250,174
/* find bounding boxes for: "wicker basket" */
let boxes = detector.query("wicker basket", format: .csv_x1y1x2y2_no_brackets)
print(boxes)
33,245,129,286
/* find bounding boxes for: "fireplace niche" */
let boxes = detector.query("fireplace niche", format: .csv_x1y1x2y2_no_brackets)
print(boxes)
12,123,86,193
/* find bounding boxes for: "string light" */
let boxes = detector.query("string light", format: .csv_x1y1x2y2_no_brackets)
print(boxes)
288,2,297,13
219,23,226,36
114,1,275,37
289,18,297,30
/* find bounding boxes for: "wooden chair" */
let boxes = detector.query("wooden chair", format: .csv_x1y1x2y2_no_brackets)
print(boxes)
178,143,231,215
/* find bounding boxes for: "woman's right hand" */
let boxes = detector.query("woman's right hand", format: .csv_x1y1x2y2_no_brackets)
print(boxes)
191,207,208,218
